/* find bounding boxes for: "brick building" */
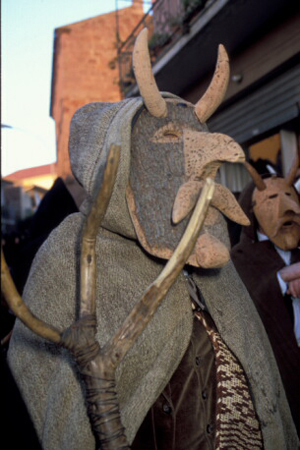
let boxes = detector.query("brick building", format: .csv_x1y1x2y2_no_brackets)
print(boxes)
50,1,145,178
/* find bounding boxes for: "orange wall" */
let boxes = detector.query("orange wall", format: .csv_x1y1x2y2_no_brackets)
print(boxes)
249,134,281,165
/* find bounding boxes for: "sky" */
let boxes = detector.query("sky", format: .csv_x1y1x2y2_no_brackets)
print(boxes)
1,0,138,176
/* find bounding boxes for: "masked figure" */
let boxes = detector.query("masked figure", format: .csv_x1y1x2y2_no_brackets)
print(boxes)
231,160,300,436
7,30,298,449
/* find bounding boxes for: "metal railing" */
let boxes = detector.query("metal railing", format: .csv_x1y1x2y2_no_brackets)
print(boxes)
117,0,209,97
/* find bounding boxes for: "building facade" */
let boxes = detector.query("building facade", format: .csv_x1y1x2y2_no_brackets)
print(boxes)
50,1,145,178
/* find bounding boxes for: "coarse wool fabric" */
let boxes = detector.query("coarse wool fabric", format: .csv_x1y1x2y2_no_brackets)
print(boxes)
8,98,299,450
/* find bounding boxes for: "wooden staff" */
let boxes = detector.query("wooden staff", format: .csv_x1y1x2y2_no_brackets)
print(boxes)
1,143,215,449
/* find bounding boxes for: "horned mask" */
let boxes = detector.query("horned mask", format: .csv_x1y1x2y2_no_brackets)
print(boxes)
245,158,300,250
126,29,249,269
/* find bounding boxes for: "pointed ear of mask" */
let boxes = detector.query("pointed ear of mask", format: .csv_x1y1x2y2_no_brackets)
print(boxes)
211,184,250,225
172,180,249,226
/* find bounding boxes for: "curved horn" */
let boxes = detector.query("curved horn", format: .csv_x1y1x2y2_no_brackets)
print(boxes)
285,146,299,186
244,161,267,191
195,44,230,123
133,28,167,118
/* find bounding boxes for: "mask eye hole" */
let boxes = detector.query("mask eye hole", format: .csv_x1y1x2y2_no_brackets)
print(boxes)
151,123,182,143
268,194,278,199
163,131,180,139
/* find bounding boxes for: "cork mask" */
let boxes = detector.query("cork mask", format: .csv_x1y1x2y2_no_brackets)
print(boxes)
245,159,300,250
126,29,250,269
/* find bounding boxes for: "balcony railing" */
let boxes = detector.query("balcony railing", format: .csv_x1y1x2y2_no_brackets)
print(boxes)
117,0,209,97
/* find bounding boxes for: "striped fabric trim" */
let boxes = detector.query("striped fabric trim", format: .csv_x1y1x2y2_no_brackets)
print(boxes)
195,310,263,450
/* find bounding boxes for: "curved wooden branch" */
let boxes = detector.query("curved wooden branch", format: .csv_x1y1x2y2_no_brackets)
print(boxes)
80,144,121,317
1,250,61,344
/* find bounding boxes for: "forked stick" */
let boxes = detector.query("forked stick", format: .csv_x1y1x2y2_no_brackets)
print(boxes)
1,145,215,449
61,177,215,449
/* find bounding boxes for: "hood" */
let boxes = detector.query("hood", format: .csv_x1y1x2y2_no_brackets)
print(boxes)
69,98,143,240
68,94,186,241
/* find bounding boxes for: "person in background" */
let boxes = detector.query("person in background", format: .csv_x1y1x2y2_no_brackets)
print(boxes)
231,158,300,436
